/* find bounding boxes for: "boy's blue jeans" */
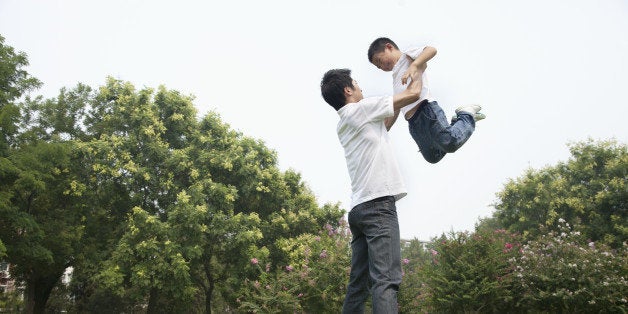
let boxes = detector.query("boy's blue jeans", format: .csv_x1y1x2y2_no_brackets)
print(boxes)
342,196,401,314
408,100,475,164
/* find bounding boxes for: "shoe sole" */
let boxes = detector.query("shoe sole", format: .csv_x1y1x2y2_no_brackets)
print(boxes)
452,112,486,123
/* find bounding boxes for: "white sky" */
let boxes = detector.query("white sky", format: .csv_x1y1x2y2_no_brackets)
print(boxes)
2,0,627,241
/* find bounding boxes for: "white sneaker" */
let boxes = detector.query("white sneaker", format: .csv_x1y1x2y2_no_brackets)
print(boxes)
455,104,482,115
451,112,486,123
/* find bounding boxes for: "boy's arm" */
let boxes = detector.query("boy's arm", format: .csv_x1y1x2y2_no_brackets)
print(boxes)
392,73,422,111
401,46,437,85
385,66,424,130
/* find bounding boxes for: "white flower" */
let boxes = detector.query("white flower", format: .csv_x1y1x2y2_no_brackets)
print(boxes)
558,218,566,223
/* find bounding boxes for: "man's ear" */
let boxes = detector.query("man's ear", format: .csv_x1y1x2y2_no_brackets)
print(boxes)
344,86,353,96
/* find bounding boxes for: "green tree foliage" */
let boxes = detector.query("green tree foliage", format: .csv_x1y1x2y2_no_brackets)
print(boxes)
1,36,344,312
0,141,87,313
493,139,627,248
76,79,344,312
0,35,41,155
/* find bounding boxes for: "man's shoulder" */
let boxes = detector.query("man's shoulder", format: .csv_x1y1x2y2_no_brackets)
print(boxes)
339,97,392,119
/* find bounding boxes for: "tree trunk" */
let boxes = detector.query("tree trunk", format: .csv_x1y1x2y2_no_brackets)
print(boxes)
204,263,214,314
24,272,61,314
147,288,159,314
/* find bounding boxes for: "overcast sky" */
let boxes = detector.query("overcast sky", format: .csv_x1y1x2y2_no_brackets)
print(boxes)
2,0,627,241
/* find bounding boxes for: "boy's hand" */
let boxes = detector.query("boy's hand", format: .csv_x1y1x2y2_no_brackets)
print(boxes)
401,62,427,85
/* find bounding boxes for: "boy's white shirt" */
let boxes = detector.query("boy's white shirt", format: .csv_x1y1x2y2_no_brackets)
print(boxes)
392,45,434,117
337,96,407,209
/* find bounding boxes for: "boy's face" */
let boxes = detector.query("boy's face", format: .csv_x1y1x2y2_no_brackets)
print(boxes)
371,45,397,72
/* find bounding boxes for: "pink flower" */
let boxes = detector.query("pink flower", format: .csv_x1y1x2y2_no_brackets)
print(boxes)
250,258,258,265
325,223,336,236
503,243,515,253
286,265,294,272
319,250,328,259
402,258,410,265
430,249,438,256
297,293,304,298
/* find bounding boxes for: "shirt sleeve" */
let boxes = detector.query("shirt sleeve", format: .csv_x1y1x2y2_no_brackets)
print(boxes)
359,96,394,122
404,45,427,59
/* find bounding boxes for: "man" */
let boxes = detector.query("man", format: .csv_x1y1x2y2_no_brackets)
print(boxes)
320,68,421,313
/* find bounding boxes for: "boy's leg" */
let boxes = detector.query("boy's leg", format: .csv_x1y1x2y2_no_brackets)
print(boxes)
408,100,448,163
408,101,475,163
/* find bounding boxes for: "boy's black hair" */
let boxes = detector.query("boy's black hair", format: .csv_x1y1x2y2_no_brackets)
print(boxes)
367,37,399,63
320,68,353,111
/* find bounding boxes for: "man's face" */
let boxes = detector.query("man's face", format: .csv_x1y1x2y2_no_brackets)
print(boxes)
371,48,396,72
351,79,364,101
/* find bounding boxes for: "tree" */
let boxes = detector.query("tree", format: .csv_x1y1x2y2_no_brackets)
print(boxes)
1,35,345,311
0,36,90,313
493,139,627,248
0,34,41,155
78,79,344,312
0,141,87,313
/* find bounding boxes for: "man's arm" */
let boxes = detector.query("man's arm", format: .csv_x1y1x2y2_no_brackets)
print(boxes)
384,65,424,130
392,74,422,111
384,109,400,131
401,46,436,85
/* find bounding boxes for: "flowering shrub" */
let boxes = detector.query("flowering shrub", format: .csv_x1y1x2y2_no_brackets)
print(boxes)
398,239,432,313
410,229,523,313
236,217,628,313
400,219,627,313
237,220,351,313
510,219,628,312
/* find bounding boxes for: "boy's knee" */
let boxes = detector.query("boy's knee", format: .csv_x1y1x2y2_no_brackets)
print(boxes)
423,151,446,164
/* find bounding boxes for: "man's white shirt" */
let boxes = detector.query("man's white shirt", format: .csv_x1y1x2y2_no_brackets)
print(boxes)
337,96,407,209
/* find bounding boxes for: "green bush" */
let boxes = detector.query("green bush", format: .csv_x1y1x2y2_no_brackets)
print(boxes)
510,219,628,313
410,229,522,313
237,220,351,313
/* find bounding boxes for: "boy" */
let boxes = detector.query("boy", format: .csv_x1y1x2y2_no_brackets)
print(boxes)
320,68,421,313
368,37,485,164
